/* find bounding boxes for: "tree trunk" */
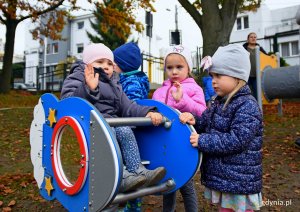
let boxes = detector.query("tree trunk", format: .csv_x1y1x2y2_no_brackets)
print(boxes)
178,0,240,57
200,0,239,57
0,19,18,93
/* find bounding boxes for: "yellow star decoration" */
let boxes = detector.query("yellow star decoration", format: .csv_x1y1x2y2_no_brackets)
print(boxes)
45,176,54,196
48,108,57,127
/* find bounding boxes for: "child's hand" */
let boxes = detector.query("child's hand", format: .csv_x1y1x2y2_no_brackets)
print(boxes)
171,81,183,102
84,64,99,90
146,112,163,126
179,112,195,125
190,132,199,147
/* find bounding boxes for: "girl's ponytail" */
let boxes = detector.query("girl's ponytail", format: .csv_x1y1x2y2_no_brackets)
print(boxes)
223,79,246,110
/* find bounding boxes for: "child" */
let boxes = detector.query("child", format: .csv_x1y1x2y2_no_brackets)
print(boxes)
152,45,207,212
114,42,149,101
180,44,263,212
61,43,166,193
113,42,150,211
202,75,216,105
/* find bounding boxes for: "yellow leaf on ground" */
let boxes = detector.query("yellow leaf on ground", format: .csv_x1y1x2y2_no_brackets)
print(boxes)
8,200,16,207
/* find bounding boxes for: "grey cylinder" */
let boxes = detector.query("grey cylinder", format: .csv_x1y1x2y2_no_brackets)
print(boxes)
262,65,300,100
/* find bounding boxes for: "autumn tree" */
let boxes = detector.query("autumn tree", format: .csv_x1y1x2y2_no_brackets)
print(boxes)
0,0,153,93
0,0,80,93
178,0,261,57
88,0,154,50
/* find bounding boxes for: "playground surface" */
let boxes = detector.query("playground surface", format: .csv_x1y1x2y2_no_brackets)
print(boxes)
0,92,299,211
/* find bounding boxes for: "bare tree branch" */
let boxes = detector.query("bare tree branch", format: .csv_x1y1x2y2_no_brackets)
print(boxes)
18,0,65,23
178,0,202,29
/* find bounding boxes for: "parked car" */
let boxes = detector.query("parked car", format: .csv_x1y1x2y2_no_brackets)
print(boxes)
25,83,37,91
13,83,28,90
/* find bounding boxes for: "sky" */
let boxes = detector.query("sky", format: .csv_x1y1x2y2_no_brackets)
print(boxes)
0,0,299,55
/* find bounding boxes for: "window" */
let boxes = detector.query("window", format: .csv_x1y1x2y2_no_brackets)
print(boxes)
237,18,242,30
46,44,51,54
77,43,84,53
291,41,299,55
244,16,249,29
77,21,84,30
281,43,289,57
52,43,58,54
280,41,299,57
236,16,249,30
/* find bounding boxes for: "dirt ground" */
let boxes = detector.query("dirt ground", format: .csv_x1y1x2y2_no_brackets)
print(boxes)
0,102,299,212
142,104,300,212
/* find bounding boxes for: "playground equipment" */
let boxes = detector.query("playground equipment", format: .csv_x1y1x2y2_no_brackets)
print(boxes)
256,7,300,112
30,93,201,211
255,49,300,113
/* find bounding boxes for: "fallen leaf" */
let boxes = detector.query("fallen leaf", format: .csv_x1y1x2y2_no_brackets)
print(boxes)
263,173,271,179
20,182,27,188
3,188,14,194
2,207,12,212
0,201,3,206
290,169,300,173
7,200,16,207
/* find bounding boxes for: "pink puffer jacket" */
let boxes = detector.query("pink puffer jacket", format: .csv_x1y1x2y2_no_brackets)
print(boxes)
152,78,207,116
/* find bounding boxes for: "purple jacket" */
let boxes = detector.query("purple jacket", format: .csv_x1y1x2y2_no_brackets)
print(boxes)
152,78,206,116
61,61,155,118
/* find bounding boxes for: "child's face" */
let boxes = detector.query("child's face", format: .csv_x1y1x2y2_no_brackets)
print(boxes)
91,59,114,78
165,54,189,83
210,72,238,97
114,64,122,74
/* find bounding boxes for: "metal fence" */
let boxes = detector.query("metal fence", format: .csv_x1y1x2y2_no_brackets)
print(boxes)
16,55,165,92
141,53,165,87
15,51,201,92
21,63,72,92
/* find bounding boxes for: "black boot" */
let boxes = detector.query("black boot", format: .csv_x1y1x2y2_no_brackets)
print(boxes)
295,138,300,147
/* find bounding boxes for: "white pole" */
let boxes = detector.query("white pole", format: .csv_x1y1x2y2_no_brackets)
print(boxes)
43,38,47,90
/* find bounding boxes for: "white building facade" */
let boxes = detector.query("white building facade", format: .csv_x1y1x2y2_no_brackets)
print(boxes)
23,3,300,89
230,3,300,66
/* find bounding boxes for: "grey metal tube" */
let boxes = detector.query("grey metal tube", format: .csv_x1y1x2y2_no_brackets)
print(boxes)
262,65,300,100
106,117,172,129
255,46,263,111
111,179,176,204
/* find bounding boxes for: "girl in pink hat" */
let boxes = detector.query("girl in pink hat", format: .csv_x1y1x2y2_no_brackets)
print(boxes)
152,45,207,212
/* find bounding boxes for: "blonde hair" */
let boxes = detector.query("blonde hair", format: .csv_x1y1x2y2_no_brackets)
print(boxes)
223,79,246,110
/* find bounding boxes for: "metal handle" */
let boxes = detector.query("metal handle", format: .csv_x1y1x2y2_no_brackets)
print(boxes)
105,117,172,129
111,179,176,204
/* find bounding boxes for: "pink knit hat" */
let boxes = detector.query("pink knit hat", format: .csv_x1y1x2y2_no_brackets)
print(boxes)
164,45,193,72
82,43,114,64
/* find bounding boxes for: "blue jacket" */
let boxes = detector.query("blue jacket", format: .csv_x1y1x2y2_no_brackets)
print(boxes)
61,61,155,118
194,85,263,194
202,76,216,102
119,70,149,101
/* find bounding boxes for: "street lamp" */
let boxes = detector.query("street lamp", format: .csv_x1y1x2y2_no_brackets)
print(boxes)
167,5,181,45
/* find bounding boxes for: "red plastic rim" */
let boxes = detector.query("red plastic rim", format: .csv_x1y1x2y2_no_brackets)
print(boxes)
51,116,88,195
